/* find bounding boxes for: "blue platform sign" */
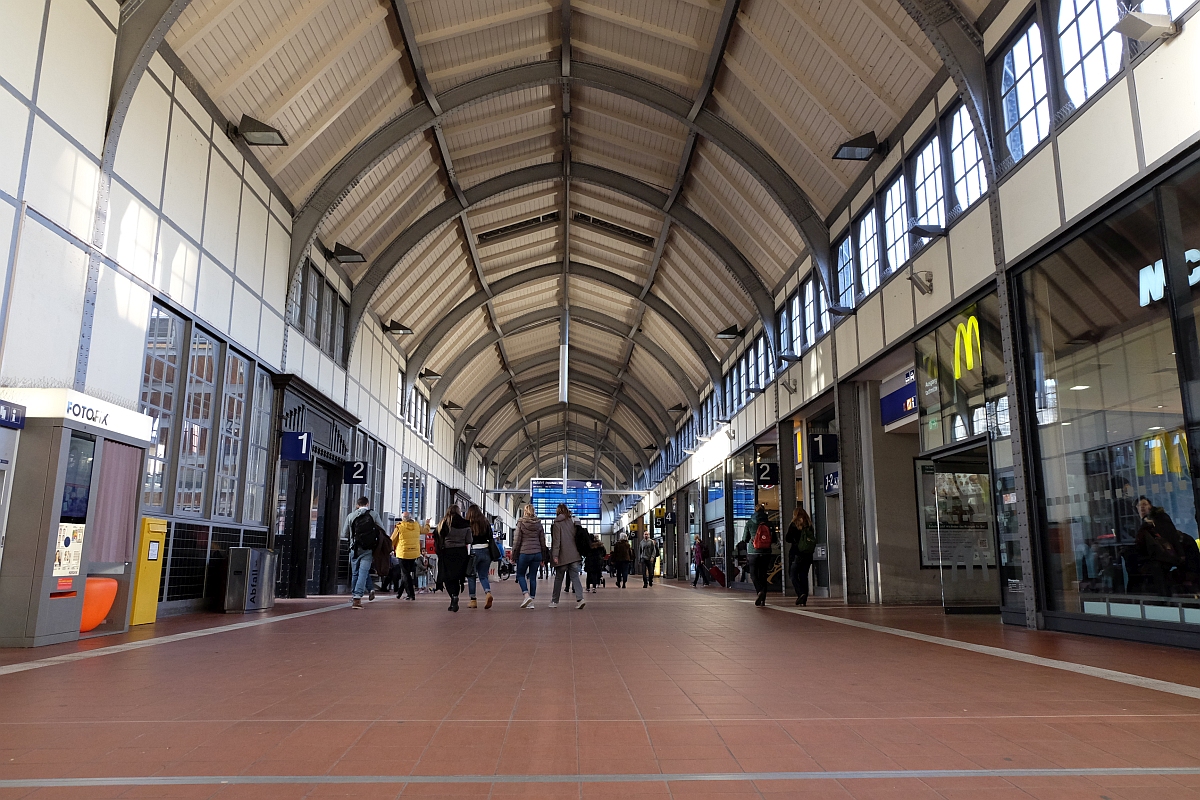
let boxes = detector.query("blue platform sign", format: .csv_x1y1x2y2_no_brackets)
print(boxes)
0,400,26,430
823,470,840,495
281,431,313,461
880,368,918,427
343,460,369,484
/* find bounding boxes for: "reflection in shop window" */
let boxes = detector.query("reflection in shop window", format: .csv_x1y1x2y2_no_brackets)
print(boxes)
176,329,218,515
139,305,184,509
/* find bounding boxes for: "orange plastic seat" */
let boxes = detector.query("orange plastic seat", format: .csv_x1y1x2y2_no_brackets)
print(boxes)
80,577,118,633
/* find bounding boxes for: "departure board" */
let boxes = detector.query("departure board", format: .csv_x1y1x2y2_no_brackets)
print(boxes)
530,479,602,519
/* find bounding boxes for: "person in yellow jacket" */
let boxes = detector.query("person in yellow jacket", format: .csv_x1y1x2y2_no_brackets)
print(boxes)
391,512,421,600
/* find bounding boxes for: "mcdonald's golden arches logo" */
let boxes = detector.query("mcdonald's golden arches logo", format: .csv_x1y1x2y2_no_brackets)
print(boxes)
954,316,981,380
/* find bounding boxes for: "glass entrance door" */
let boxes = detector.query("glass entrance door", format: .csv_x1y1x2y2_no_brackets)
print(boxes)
920,444,1002,611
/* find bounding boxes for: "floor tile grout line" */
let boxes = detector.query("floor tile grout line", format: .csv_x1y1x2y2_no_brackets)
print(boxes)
0,603,351,678
752,601,1200,701
3,767,1200,788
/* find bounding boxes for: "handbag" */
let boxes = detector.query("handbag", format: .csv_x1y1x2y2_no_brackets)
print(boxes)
488,537,502,561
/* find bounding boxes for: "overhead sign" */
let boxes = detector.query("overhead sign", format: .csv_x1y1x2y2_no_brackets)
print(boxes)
807,433,838,463
756,461,780,486
530,479,601,520
343,460,369,484
281,431,313,461
953,316,981,380
824,470,840,495
1139,249,1200,307
0,399,25,430
881,368,918,428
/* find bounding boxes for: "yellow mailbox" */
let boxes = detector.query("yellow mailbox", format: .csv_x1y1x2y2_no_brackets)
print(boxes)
130,518,166,626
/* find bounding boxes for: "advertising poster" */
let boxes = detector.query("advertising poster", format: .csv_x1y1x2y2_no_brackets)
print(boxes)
916,462,996,568
53,523,86,577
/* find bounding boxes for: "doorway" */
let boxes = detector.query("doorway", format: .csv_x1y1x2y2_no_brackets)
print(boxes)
917,442,1002,612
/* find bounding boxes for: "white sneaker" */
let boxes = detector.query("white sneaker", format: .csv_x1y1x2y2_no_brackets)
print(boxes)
520,594,532,608
526,601,535,609
548,601,558,608
576,600,586,609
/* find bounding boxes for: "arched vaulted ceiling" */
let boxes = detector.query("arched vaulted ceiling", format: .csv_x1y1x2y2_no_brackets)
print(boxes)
141,0,994,484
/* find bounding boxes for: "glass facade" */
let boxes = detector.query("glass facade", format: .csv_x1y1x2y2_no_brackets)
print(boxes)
1021,185,1200,626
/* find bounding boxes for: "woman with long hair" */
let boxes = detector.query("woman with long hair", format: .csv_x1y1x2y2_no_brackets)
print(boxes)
436,503,473,612
785,504,816,606
465,503,495,609
512,503,547,608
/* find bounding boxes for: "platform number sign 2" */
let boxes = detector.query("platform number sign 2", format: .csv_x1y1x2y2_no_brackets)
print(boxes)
756,461,780,486
344,460,369,484
806,433,838,463
281,431,313,461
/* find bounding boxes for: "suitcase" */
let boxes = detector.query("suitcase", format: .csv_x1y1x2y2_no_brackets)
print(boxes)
709,564,726,587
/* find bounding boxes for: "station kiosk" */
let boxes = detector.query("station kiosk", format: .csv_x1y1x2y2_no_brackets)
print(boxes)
0,389,153,647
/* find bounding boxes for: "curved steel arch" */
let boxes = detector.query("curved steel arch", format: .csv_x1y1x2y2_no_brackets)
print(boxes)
290,60,837,323
484,402,654,476
498,425,636,484
428,307,701,417
505,438,631,488
395,257,723,422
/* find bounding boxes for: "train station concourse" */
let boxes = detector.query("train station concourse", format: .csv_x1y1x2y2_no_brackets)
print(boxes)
5,0,1200,795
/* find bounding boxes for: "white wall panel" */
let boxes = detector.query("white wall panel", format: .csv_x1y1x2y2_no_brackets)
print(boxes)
113,76,171,206
86,265,151,405
155,223,198,310
105,182,158,284
161,111,209,242
857,292,884,360
258,310,284,368
0,0,45,98
263,219,289,313
834,318,858,377
195,258,232,333
882,272,913,344
999,145,1059,261
0,202,13,305
229,283,260,353
1058,85,1138,221
948,202,994,298
202,152,241,270
1,217,87,383
37,0,113,155
24,119,99,240
0,90,29,198
318,353,334,398
302,337,319,386
236,189,268,294
1135,24,1200,167
172,84,210,139
912,240,951,324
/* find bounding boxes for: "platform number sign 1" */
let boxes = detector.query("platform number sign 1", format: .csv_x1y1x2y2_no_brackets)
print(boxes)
756,461,780,486
344,460,369,484
281,431,313,461
807,433,838,463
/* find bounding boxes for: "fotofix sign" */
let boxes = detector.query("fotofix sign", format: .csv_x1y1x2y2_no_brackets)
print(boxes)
0,388,153,444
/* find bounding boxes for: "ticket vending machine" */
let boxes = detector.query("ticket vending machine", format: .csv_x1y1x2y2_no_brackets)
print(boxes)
0,389,153,647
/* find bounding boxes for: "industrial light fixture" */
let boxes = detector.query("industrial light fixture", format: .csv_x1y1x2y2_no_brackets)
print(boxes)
464,423,477,432
643,445,657,451
833,131,888,161
716,325,743,340
329,242,366,264
443,401,462,410
228,114,287,147
747,385,765,395
383,321,413,334
1114,11,1177,43
420,369,441,380
668,403,686,413
909,222,946,240
779,351,801,362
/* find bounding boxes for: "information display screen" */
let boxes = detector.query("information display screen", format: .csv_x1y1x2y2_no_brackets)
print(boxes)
530,479,602,520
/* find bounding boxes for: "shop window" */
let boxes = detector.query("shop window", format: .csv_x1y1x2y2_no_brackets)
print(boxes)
1000,21,1051,163
242,368,273,525
1020,191,1199,614
212,352,247,519
139,305,184,510
911,135,945,249
857,209,881,295
835,236,855,308
947,105,988,212
882,174,910,273
1057,0,1122,108
176,329,218,515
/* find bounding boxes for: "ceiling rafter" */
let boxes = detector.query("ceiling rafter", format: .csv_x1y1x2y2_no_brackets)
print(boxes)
687,169,791,276
457,148,560,181
852,0,940,77
452,124,559,161
443,100,557,139
695,145,800,254
350,161,442,252
325,139,434,243
259,6,390,121
571,122,680,166
211,0,336,100
172,0,240,56
427,41,558,84
575,104,687,143
416,0,557,46
571,41,699,90
573,0,706,51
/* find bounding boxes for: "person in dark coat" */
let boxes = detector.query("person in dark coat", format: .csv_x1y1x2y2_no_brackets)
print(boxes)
742,504,775,607
436,504,473,612
585,536,607,593
611,533,633,588
784,504,816,606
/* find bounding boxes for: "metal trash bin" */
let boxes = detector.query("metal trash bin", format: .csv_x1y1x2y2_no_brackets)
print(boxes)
223,548,278,613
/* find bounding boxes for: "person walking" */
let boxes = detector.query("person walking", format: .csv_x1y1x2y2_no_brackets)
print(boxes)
585,535,607,593
465,503,495,609
435,504,472,612
638,531,659,588
550,504,587,609
612,533,633,588
392,512,421,600
512,504,547,608
691,535,710,587
342,496,385,609
743,503,775,606
784,505,816,606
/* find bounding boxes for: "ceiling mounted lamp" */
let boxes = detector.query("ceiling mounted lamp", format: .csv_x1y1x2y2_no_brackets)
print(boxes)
1114,11,1177,42
833,131,888,161
668,403,686,413
420,369,441,381
716,325,743,340
383,321,413,335
329,242,366,264
909,222,946,240
643,445,657,452
443,401,462,411
228,114,287,147
746,385,765,395
779,351,801,362
464,424,477,432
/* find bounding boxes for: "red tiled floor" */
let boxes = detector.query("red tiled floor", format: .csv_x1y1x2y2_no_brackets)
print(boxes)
1,582,1199,798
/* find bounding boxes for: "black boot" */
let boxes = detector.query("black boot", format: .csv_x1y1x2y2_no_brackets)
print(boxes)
755,592,766,606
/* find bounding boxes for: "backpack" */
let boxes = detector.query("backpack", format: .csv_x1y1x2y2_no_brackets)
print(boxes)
573,523,591,557
351,511,381,552
797,524,817,553
752,522,772,550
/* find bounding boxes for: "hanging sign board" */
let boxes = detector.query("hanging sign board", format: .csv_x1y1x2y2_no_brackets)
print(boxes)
281,431,313,461
807,433,838,463
343,461,369,484
880,368,918,430
823,470,840,495
756,461,780,486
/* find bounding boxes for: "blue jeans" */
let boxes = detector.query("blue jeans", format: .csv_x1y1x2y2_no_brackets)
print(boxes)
351,550,373,598
468,548,492,597
516,552,542,597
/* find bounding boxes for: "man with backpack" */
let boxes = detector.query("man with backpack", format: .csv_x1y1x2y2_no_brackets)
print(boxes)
548,503,587,609
743,503,775,607
342,496,386,609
